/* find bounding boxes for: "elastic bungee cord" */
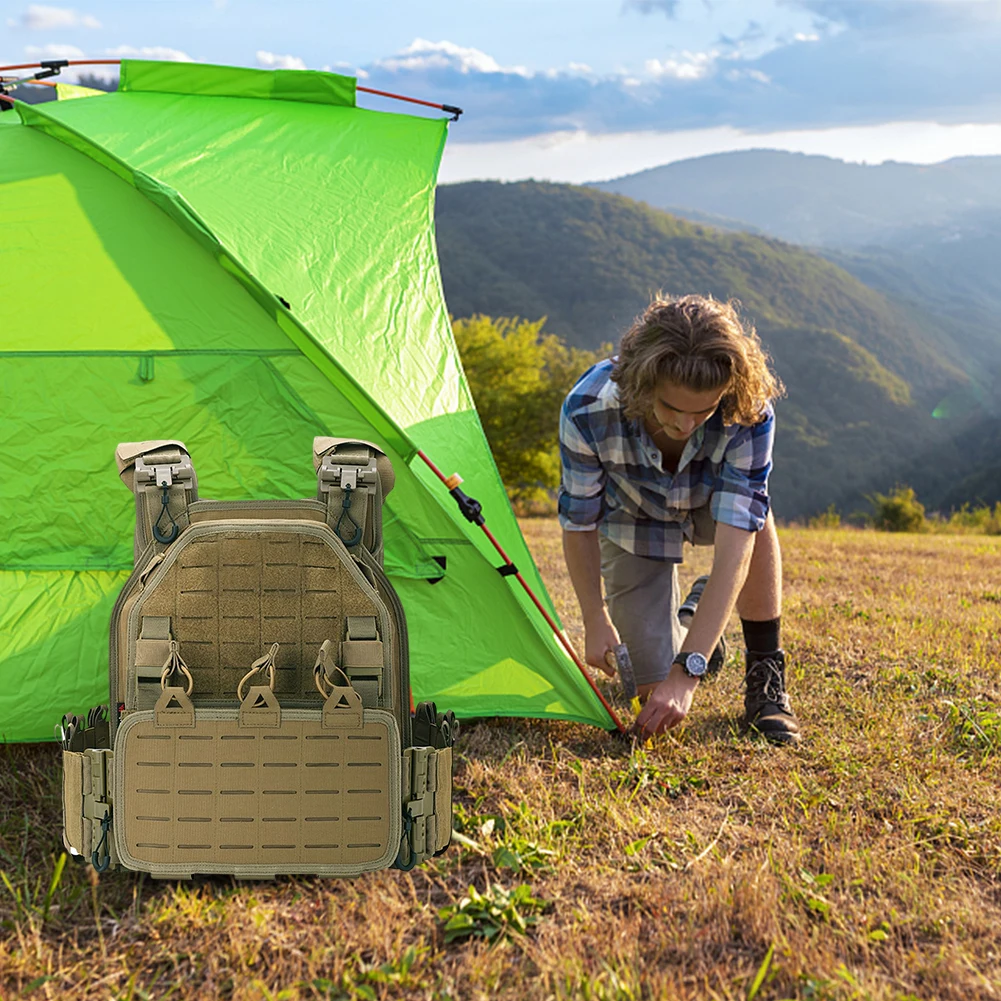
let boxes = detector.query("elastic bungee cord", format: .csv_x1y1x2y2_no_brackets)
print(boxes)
417,451,627,734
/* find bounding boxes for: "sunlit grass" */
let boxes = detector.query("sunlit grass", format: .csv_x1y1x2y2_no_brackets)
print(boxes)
2,524,1000,999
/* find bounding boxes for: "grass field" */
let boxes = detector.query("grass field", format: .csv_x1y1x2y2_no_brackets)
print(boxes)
3,523,1001,1000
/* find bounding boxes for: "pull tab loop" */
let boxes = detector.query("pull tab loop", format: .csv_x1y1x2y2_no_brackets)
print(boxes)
91,807,113,872
313,639,352,698
160,640,193,695
237,642,280,702
334,482,363,547
152,482,180,544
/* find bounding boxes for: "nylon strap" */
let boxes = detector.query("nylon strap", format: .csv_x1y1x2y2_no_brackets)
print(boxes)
344,616,383,706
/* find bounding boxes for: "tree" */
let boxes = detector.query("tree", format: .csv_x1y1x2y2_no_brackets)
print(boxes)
452,315,607,505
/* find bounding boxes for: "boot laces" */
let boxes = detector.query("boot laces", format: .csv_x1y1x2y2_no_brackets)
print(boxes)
745,656,789,709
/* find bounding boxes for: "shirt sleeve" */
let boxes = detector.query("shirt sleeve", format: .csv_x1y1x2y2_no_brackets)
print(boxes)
709,407,774,532
557,403,606,532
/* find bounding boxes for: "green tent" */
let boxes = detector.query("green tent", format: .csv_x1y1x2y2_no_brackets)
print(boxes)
0,61,619,741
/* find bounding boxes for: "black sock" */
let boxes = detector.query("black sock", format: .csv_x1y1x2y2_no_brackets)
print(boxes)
741,616,781,655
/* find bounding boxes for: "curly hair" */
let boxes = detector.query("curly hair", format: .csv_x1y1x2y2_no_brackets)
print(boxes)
610,294,783,426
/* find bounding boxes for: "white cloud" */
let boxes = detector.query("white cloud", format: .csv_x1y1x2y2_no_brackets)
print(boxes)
104,45,193,62
724,68,772,84
23,42,85,59
377,38,531,77
8,5,101,30
256,50,307,70
327,60,370,79
645,51,719,81
354,11,1001,143
622,0,681,16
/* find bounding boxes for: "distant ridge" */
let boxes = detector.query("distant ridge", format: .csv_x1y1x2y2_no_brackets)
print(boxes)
591,149,1001,247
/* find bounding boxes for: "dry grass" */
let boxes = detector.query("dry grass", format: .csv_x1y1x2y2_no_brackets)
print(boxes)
3,524,1001,1000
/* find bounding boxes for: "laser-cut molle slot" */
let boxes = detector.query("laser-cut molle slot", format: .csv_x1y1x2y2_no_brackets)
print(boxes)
134,528,383,704
117,711,399,874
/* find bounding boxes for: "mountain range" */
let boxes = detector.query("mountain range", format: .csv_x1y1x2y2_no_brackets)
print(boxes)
435,175,1001,519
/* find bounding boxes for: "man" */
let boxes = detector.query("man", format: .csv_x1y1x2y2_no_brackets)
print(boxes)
558,295,800,743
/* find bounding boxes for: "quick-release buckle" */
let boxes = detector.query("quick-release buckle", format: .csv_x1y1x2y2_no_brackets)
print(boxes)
317,454,379,495
133,453,196,492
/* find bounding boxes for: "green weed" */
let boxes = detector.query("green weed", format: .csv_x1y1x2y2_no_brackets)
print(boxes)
439,883,547,944
0,852,67,929
610,748,708,800
946,698,1001,758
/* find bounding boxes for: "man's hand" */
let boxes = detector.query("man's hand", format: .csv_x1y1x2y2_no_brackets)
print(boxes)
634,663,699,737
584,610,620,676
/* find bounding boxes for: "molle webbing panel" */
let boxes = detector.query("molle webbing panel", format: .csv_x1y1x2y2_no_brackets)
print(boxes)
114,708,401,877
131,526,386,704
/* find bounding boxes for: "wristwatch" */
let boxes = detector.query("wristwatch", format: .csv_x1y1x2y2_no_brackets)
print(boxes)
673,651,709,679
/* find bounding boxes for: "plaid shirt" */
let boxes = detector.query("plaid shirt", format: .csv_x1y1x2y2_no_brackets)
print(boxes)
558,359,774,562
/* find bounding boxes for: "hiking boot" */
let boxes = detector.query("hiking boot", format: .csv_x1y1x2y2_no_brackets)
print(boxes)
679,575,727,677
742,650,801,744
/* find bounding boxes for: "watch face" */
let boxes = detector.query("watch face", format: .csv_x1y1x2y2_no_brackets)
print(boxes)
684,652,709,677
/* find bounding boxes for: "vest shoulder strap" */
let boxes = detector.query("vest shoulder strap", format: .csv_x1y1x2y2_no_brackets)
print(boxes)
313,437,394,563
115,440,198,564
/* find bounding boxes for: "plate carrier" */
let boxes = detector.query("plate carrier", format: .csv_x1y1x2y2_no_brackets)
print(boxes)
59,438,456,878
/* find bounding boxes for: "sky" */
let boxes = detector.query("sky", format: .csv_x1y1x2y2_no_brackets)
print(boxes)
3,0,1001,182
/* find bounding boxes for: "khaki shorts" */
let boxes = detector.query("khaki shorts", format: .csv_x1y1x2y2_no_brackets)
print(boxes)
598,506,715,688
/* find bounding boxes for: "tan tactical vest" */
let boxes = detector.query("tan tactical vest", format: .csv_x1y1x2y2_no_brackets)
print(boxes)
60,439,456,879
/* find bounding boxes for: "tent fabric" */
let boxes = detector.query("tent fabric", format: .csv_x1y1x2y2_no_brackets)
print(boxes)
0,61,616,741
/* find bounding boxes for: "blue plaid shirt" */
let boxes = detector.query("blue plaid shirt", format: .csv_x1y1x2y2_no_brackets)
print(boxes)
558,359,774,562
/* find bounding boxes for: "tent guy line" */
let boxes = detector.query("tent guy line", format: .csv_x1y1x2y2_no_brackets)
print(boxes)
418,448,626,733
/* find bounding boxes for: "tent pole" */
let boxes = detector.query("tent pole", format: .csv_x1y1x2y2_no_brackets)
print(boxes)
416,449,627,734
0,61,462,117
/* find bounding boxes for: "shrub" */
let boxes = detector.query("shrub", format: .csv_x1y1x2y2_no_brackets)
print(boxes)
808,504,841,529
870,485,926,532
943,502,1001,535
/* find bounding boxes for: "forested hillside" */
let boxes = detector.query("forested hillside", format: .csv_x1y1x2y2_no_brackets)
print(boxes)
435,181,978,518
592,150,1001,389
